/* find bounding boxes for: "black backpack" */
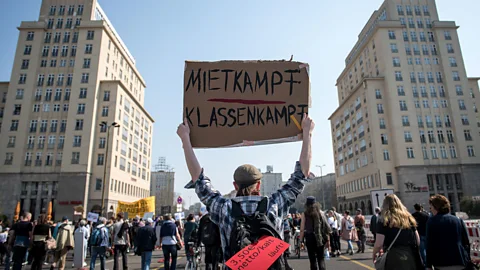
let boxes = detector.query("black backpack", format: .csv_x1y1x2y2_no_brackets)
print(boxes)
229,197,285,270
200,214,220,246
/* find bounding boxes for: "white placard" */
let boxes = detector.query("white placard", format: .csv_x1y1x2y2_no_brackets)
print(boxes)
86,212,99,222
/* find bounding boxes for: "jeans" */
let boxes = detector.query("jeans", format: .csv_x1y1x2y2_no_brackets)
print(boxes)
113,245,128,270
305,233,326,270
90,246,106,270
12,246,28,270
346,240,353,252
419,235,426,267
162,245,177,270
31,242,47,270
141,251,152,270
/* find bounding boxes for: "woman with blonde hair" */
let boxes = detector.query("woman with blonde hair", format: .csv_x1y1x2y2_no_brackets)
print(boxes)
372,194,423,269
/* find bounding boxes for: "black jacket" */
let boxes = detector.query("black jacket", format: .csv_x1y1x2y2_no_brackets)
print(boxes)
135,226,157,252
426,213,469,268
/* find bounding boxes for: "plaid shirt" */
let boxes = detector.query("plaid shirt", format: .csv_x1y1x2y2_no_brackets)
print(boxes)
186,161,312,260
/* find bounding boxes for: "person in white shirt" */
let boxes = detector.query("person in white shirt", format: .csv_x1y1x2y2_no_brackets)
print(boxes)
327,210,340,257
74,220,89,267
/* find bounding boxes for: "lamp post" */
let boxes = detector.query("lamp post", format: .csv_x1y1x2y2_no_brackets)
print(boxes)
316,164,326,208
100,121,120,217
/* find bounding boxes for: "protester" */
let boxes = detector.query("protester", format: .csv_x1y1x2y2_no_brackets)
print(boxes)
74,220,89,267
112,213,130,270
51,216,74,270
159,214,183,270
330,207,342,254
183,214,198,262
372,194,422,269
0,227,9,265
90,217,110,270
135,218,157,270
31,214,51,270
340,210,357,255
197,212,222,270
299,196,331,270
326,210,339,257
354,209,366,253
178,114,315,266
282,217,294,270
130,217,140,250
9,212,32,270
412,203,429,267
426,194,471,270
370,207,380,242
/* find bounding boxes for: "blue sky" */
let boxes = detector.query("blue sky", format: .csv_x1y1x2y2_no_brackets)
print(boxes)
1,0,479,207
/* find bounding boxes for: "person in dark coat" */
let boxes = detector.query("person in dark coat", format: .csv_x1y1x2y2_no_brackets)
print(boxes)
370,207,380,242
135,218,157,270
426,195,471,270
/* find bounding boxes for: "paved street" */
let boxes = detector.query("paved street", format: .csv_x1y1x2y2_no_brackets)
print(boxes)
64,240,374,270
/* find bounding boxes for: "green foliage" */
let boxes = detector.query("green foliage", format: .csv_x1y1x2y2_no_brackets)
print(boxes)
460,197,480,218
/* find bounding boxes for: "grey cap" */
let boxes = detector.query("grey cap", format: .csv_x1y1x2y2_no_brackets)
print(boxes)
234,165,263,187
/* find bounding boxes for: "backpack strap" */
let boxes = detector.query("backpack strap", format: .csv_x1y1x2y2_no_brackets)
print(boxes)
255,197,268,215
231,200,244,218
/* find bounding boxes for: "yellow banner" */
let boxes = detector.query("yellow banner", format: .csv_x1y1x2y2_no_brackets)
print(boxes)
117,196,155,218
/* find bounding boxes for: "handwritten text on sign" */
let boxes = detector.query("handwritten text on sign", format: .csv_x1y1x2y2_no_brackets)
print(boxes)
183,60,310,148
225,236,289,270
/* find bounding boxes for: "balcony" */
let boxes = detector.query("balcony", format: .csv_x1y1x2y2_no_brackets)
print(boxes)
37,144,44,149
403,122,410,127
35,160,42,166
27,143,34,149
418,122,424,127
45,160,52,166
39,127,47,133
25,160,32,166
448,49,455,54
56,160,62,166
58,143,64,149
71,159,79,164
4,159,13,165
445,122,451,127
7,142,15,148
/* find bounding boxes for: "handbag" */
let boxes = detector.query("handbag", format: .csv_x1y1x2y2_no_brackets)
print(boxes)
45,238,57,251
374,229,402,270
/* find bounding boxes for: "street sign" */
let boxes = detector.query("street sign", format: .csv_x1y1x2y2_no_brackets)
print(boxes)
177,196,183,204
370,189,394,214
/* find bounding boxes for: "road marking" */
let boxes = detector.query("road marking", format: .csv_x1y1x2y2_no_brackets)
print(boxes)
339,255,375,270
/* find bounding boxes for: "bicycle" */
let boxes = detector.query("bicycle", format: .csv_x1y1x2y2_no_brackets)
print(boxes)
185,242,202,270
293,228,301,259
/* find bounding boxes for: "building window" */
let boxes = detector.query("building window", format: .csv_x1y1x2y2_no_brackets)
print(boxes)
99,138,106,149
377,104,384,114
379,118,386,129
452,71,460,81
388,30,396,39
19,74,27,84
71,152,80,164
4,153,14,165
461,114,469,125
444,30,452,40
467,146,475,157
77,4,84,15
447,44,454,53
402,115,410,126
75,119,83,131
85,44,93,54
381,134,388,145
399,100,408,111
404,131,412,142
87,31,94,40
393,57,400,67
26,31,34,41
422,146,428,159
450,146,457,158
386,173,393,185
440,146,448,159
102,106,109,117
397,86,405,96
73,136,82,147
383,150,390,161
407,147,415,159
104,91,110,101
77,104,85,114
97,154,105,165
21,59,29,69
395,71,403,81
375,89,382,99
95,179,102,191
83,58,90,69
81,73,89,83
79,88,87,99
431,147,438,159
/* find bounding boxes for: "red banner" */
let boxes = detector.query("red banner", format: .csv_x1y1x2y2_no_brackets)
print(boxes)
225,236,289,270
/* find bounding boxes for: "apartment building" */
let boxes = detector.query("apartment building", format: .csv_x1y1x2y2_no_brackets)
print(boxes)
151,170,175,215
329,0,480,214
259,166,283,197
0,0,154,220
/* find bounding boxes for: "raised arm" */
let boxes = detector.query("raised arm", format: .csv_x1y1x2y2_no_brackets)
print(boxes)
299,114,314,177
177,118,202,181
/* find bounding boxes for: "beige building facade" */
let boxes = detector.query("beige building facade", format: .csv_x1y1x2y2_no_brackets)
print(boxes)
329,0,480,214
0,0,154,220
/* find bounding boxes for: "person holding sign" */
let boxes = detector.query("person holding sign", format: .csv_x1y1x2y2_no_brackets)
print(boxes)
179,113,315,269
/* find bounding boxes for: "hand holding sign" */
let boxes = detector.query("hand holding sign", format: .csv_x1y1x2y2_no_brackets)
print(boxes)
176,118,190,141
301,113,315,135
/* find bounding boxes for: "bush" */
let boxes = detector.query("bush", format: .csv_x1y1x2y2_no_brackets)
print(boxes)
460,197,480,218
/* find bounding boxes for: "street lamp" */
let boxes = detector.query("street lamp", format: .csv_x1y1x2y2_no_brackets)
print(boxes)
100,121,120,217
316,164,326,209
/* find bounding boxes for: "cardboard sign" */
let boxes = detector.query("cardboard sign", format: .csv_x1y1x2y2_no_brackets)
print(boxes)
86,212,99,222
184,60,310,148
225,236,289,270
117,196,155,218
